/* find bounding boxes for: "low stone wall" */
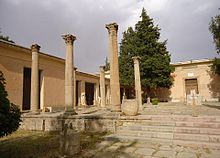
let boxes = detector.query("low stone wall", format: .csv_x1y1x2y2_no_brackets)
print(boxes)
20,113,220,133
20,113,118,132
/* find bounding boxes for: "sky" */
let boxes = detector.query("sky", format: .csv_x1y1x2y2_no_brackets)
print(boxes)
0,0,219,73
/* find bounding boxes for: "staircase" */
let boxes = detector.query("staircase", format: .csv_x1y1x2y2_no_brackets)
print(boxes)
106,115,220,149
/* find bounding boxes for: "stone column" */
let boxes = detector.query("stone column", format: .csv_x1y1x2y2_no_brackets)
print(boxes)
62,34,76,113
73,67,77,110
100,66,106,108
106,85,110,105
30,44,40,113
94,83,100,106
132,56,142,110
80,80,86,107
106,23,121,112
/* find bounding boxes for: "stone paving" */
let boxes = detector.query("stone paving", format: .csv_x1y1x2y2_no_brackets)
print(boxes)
83,139,220,158
141,102,220,116
81,103,220,158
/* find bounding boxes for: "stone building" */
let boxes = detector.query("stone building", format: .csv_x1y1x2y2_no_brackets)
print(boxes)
120,59,220,103
169,59,220,102
0,39,110,111
0,39,219,111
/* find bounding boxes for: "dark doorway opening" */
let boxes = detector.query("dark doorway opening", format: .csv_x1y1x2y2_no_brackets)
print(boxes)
185,78,198,95
76,81,79,106
22,67,41,110
85,82,94,105
22,68,31,110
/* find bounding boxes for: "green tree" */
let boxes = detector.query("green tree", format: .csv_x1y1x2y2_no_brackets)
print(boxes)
0,71,21,137
104,57,110,71
209,10,220,75
0,29,15,43
119,8,174,97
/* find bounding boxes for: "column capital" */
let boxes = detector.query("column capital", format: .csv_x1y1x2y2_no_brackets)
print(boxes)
106,22,118,33
62,34,76,45
132,56,141,61
31,44,40,52
99,66,105,71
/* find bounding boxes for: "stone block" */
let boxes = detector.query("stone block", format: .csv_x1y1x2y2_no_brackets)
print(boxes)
121,99,139,116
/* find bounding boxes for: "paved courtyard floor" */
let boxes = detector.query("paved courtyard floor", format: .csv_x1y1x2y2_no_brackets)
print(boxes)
81,102,220,158
141,102,220,116
82,139,220,158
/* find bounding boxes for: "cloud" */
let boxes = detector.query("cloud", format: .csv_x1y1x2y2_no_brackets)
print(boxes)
0,0,219,73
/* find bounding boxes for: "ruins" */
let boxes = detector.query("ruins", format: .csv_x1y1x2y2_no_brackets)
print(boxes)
0,22,220,157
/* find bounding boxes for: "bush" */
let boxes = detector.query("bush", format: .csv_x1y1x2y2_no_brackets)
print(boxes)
0,71,21,137
152,98,159,105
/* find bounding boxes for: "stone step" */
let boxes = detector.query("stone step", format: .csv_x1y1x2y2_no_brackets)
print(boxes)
117,130,220,142
105,134,173,145
105,134,220,149
118,125,220,135
174,127,220,135
119,120,175,127
117,125,174,133
173,133,220,143
117,130,174,139
120,115,220,123
175,121,220,128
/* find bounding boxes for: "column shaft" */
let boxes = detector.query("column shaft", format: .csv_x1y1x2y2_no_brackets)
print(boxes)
106,23,121,111
80,80,86,106
62,34,76,113
132,56,142,110
30,44,40,112
100,66,106,108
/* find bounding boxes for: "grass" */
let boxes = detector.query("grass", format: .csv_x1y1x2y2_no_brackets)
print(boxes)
0,130,108,158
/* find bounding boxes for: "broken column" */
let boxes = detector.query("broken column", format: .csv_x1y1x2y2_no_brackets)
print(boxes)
100,66,106,108
106,22,121,112
132,56,142,110
30,44,40,113
62,34,76,113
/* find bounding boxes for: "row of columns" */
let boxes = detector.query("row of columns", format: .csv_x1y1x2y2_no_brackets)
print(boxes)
30,22,142,113
29,41,110,113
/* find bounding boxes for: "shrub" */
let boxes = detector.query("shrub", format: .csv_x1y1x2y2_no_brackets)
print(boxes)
0,71,21,137
152,98,159,105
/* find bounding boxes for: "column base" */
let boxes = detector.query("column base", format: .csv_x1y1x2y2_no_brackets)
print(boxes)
64,107,78,115
27,110,40,115
110,104,121,112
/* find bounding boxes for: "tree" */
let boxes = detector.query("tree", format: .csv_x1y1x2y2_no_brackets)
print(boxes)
104,57,110,71
0,29,15,43
0,71,21,137
119,8,174,97
209,10,220,75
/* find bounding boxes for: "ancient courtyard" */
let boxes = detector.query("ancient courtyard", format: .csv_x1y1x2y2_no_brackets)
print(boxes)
1,1,220,158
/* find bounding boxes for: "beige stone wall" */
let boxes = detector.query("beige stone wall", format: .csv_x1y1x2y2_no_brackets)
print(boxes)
170,61,220,102
0,41,110,110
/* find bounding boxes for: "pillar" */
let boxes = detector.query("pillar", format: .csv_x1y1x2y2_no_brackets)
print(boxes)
132,56,142,110
62,34,76,112
73,67,77,110
100,66,106,108
30,44,40,113
106,22,121,112
94,83,100,106
80,80,86,106
106,85,110,105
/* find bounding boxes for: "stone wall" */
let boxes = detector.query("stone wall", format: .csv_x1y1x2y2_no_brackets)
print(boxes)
20,114,117,132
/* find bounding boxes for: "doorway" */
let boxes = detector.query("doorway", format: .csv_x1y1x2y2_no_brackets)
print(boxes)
22,67,41,110
85,82,94,105
185,78,198,95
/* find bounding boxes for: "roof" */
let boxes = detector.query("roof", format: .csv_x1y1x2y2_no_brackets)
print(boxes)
171,59,213,66
0,39,101,79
